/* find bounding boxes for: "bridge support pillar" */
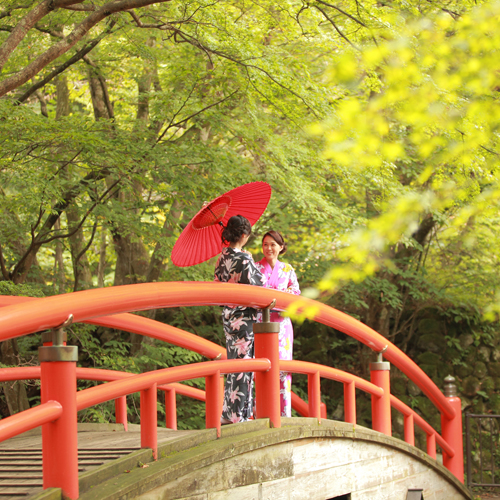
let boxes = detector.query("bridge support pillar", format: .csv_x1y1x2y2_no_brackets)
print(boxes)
38,316,79,500
370,352,391,436
441,375,464,483
254,301,280,428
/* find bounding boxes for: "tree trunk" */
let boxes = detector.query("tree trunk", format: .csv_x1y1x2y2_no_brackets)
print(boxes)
97,227,107,288
112,227,150,286
147,199,182,282
53,218,66,293
86,56,114,121
0,339,29,415
362,214,437,338
55,75,94,291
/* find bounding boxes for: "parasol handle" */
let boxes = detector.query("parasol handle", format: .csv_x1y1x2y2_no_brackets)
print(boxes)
205,204,224,229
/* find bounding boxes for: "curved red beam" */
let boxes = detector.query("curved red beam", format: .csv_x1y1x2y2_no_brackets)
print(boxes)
281,360,383,398
391,395,454,458
0,400,63,442
0,296,225,360
0,282,454,419
0,366,205,401
75,368,206,401
76,358,271,411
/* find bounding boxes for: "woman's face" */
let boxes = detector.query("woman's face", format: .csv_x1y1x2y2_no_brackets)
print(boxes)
262,235,283,262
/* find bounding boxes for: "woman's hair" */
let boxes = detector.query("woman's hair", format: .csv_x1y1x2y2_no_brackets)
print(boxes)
262,230,287,255
222,215,252,245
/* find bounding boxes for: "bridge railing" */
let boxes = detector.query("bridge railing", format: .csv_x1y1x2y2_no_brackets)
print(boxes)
0,359,271,499
0,362,455,459
0,359,457,468
0,282,464,498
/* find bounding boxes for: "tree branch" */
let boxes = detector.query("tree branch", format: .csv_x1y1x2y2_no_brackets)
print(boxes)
34,23,63,38
314,5,358,49
16,20,116,104
83,55,115,119
0,4,32,21
164,27,318,116
34,89,48,117
0,0,174,97
63,3,96,11
36,179,119,246
155,80,199,142
314,0,367,28
156,88,240,144
10,167,111,282
0,0,55,72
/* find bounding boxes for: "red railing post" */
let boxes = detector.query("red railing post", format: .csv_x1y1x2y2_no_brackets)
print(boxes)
427,432,436,459
140,384,158,460
164,388,177,430
254,301,281,428
205,370,222,437
115,396,128,431
308,371,321,420
404,413,415,446
344,380,356,425
320,402,327,419
38,316,79,500
441,375,464,482
370,350,391,436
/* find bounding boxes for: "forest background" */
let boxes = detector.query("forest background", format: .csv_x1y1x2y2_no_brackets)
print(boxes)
1,0,500,457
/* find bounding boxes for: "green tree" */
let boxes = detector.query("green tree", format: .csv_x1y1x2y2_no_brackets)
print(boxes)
2,0,499,429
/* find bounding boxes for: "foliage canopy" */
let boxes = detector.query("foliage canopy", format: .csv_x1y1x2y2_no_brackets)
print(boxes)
0,0,500,428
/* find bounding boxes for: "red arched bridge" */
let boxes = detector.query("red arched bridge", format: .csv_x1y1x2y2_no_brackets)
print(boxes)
0,282,465,499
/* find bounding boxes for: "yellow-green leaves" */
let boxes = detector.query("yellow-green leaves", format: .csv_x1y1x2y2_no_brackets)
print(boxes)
309,1,500,312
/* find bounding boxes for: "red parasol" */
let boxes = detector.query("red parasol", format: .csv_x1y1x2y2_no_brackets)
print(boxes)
171,182,272,267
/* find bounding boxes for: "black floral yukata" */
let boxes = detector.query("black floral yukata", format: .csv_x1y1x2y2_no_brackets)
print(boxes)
214,247,264,423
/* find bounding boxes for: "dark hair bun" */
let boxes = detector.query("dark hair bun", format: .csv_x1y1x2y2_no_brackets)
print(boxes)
222,215,252,245
262,230,287,255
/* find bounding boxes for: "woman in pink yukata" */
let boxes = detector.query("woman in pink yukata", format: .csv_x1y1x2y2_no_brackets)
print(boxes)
255,230,301,417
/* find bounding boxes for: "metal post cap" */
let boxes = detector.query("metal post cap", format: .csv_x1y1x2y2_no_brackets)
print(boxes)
370,361,391,371
39,345,78,362
253,322,280,333
41,330,67,344
443,375,457,398
255,298,280,333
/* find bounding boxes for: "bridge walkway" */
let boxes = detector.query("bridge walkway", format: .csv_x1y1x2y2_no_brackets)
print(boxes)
0,423,196,499
4,418,472,500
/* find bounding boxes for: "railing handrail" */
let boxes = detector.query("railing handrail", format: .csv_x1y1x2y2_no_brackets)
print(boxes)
75,359,270,411
282,359,454,457
0,285,465,495
280,360,383,397
0,360,270,445
0,366,206,401
0,283,455,419
0,363,454,459
0,400,63,442
390,394,454,457
0,296,225,360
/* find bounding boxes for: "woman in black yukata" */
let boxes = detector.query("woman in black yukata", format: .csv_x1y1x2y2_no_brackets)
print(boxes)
214,215,264,424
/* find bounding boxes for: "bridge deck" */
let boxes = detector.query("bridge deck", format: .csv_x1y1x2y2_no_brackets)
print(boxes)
0,423,196,499
0,419,474,500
